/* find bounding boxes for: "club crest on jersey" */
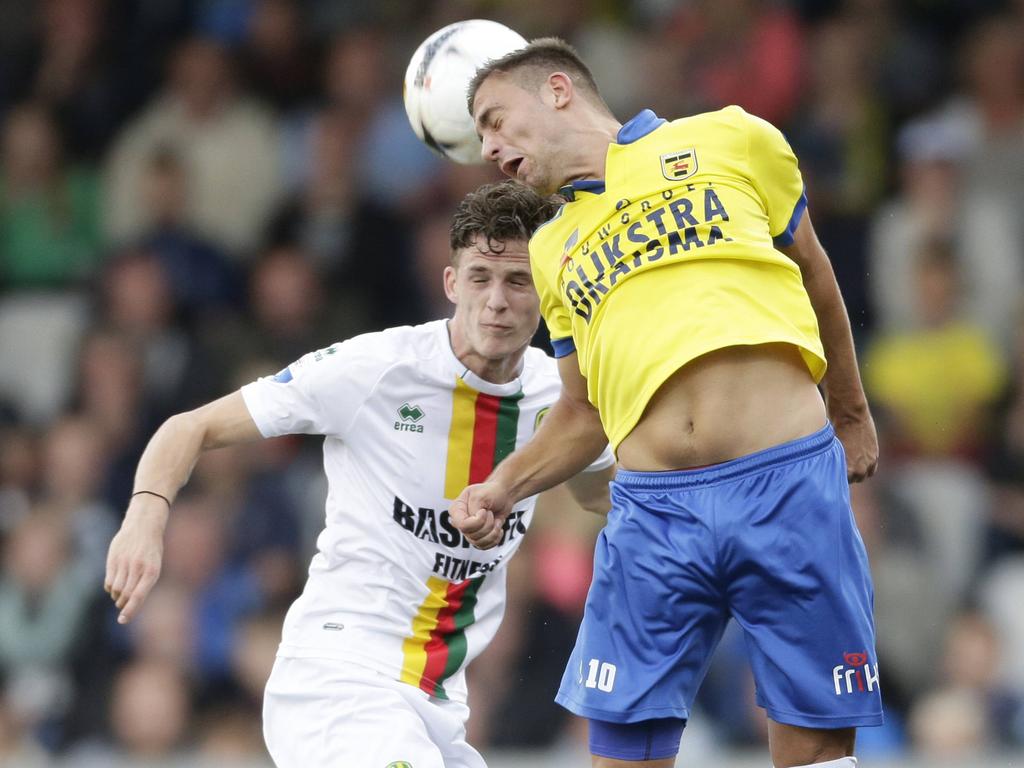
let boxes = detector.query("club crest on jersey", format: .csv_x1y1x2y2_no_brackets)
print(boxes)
386,762,414,768
660,148,697,181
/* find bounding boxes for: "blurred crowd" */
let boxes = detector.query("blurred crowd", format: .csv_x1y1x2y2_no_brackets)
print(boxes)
0,0,1023,764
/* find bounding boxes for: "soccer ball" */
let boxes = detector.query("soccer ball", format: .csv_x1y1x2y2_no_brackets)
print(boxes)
403,20,527,165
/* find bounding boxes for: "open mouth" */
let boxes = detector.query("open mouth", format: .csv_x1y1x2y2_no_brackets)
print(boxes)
501,157,523,178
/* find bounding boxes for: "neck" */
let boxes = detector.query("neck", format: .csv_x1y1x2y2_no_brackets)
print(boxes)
560,112,622,186
447,319,524,385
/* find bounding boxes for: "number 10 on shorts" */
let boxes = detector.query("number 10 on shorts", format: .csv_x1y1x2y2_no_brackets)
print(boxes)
584,659,617,692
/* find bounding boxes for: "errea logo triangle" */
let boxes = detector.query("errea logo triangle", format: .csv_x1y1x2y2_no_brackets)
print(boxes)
395,403,425,433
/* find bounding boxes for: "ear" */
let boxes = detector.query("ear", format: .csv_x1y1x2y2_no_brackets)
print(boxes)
443,265,458,304
546,72,575,110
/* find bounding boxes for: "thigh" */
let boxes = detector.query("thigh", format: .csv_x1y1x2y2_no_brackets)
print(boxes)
263,656,448,768
555,481,729,724
724,441,883,729
419,697,488,768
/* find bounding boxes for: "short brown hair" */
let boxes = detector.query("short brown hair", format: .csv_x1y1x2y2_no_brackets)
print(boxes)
449,181,561,260
466,37,609,115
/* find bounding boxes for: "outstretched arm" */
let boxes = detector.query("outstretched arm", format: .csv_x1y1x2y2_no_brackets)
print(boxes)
104,392,262,623
782,211,878,482
453,352,608,547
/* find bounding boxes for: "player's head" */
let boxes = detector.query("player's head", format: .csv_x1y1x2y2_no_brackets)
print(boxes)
445,181,560,375
468,38,614,194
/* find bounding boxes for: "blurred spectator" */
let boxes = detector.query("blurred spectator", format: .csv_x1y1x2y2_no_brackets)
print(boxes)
332,26,446,210
0,681,51,767
133,148,240,316
157,494,263,688
203,244,330,379
791,15,888,219
986,315,1024,562
38,415,116,579
130,583,197,671
0,510,96,734
104,37,280,257
413,206,458,318
2,0,127,161
844,0,945,125
98,249,214,415
940,15,1024,217
909,687,991,759
239,0,318,112
868,114,1022,346
73,329,154,509
0,424,37,524
0,103,102,287
866,240,1006,460
195,705,269,766
65,659,194,767
788,14,889,336
187,439,302,608
908,610,1023,755
229,611,283,707
656,0,804,126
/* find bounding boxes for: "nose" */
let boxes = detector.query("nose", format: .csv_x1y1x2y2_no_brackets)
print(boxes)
480,132,500,164
486,282,509,312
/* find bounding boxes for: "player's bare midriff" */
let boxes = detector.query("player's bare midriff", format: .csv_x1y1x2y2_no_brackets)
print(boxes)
615,342,827,472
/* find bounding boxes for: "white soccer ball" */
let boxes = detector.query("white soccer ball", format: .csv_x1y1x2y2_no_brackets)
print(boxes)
403,19,527,165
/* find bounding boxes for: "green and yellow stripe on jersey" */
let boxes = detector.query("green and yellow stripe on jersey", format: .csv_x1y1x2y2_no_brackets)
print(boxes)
443,378,523,499
400,575,484,698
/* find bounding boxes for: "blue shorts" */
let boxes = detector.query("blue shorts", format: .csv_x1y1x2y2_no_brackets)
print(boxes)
556,424,883,729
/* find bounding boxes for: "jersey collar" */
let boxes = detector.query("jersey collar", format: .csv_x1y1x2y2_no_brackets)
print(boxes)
616,109,666,144
557,109,666,200
436,320,524,397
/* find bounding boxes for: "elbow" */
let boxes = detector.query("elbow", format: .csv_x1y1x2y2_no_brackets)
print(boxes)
164,410,210,450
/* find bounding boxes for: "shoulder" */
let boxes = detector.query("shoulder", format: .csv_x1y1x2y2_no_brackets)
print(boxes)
290,321,444,385
668,105,779,141
520,346,562,400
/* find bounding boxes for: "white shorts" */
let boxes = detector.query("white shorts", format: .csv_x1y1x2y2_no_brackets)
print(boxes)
263,655,487,768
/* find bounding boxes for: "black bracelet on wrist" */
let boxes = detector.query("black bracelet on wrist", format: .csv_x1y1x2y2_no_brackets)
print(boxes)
130,490,172,509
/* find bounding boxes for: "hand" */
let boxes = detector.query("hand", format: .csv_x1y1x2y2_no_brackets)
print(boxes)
451,481,514,550
830,404,879,483
104,498,168,624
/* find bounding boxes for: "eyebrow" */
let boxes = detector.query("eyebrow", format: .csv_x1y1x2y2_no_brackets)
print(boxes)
475,105,498,139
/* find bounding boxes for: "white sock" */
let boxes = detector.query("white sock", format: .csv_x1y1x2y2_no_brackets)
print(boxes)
783,758,857,768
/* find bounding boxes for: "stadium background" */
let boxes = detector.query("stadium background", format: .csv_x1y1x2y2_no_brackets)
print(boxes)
0,0,1022,765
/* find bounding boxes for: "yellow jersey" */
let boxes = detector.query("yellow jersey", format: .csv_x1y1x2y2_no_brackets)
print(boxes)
530,105,826,450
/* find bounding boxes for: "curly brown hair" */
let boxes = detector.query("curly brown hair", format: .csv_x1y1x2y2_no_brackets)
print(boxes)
449,180,562,262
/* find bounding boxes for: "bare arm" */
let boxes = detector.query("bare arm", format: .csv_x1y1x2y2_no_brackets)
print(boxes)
104,391,262,623
494,353,607,500
781,212,878,481
452,353,609,547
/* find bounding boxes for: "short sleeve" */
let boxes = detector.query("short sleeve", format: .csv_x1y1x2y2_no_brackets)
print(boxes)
741,108,806,247
240,339,385,439
531,247,576,357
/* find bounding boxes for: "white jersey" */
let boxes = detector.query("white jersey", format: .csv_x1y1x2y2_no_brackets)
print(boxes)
241,320,613,704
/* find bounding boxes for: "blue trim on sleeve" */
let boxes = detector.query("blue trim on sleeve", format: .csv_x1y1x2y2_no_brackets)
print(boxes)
551,337,577,358
772,188,807,248
616,109,667,144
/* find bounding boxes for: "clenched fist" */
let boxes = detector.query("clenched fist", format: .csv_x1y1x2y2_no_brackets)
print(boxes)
451,480,514,550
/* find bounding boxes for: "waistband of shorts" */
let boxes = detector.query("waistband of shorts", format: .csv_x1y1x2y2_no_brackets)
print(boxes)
614,423,836,490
